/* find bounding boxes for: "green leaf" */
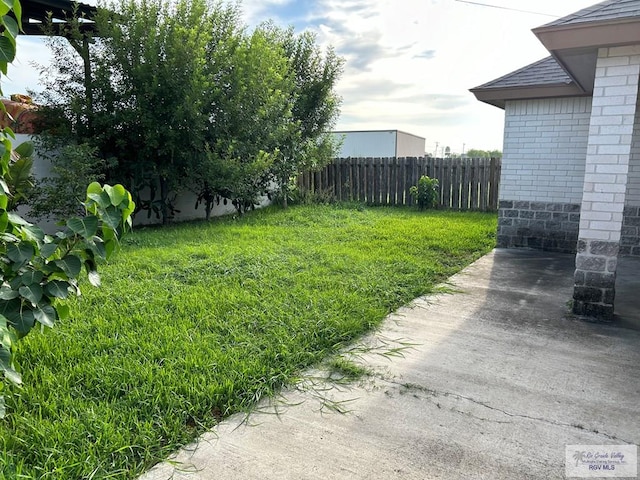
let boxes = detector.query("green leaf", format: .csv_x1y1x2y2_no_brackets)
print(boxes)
12,0,20,32
6,241,34,263
88,270,101,287
102,207,122,230
13,141,32,158
0,396,5,418
0,285,17,300
0,35,15,63
2,300,34,337
20,270,42,285
0,296,22,326
87,191,111,209
19,283,43,304
0,194,7,210
104,184,127,206
0,233,19,243
67,216,99,238
34,304,56,328
21,225,45,243
2,16,18,42
0,211,7,232
91,236,107,259
104,238,117,259
55,255,82,278
39,243,57,259
86,182,102,196
8,276,20,290
7,212,31,226
45,280,69,299
0,341,20,385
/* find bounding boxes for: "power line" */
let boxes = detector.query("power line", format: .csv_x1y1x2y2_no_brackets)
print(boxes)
454,0,559,18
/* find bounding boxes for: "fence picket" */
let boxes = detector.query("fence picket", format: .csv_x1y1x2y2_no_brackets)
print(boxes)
299,157,500,211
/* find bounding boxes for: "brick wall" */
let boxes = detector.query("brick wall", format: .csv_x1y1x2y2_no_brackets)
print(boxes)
498,200,580,253
501,97,590,204
499,97,590,252
578,46,640,244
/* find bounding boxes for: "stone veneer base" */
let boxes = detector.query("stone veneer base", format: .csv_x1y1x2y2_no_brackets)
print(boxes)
497,201,580,253
621,206,640,257
573,240,619,321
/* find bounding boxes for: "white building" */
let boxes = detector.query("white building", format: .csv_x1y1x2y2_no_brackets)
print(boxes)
332,130,425,158
471,0,640,320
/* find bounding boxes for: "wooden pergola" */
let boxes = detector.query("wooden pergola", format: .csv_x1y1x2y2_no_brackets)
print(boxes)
21,0,98,35
19,1,101,135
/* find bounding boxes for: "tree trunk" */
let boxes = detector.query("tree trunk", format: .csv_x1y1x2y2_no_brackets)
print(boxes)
69,36,94,137
159,176,169,225
281,175,288,209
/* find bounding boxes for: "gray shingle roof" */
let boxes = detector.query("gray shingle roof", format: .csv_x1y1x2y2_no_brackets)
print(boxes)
473,56,573,90
541,0,640,28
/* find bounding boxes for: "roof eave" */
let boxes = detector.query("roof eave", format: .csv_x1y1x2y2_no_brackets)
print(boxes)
533,18,640,52
470,83,587,110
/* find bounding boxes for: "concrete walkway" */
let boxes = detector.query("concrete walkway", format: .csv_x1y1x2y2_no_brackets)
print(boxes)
141,249,640,480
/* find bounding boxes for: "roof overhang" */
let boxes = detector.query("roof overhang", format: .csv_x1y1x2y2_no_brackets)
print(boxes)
472,6,640,110
470,83,587,109
533,18,640,93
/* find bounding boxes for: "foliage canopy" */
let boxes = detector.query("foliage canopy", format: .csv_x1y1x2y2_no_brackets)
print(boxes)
36,0,344,221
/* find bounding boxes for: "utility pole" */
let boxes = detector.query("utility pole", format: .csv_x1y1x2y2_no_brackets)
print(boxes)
435,141,439,158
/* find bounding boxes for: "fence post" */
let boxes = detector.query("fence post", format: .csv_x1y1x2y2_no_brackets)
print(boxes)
489,157,499,210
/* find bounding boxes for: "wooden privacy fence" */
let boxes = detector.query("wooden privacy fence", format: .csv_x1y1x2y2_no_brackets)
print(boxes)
297,157,502,211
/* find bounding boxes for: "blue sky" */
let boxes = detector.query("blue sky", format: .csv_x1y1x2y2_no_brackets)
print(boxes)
7,0,599,155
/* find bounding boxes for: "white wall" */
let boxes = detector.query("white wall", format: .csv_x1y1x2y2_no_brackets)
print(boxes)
333,130,426,158
333,130,396,158
501,97,591,204
396,131,426,157
15,134,269,229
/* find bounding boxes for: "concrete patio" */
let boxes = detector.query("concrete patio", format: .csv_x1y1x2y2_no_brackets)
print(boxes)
141,249,640,480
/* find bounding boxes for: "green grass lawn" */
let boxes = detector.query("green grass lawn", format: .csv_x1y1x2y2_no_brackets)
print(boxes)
1,205,496,479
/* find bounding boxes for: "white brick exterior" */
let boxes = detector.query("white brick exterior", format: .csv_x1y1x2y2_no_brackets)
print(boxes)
501,97,591,204
579,46,640,243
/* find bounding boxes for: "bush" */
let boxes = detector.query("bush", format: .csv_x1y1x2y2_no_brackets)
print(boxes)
29,142,110,221
410,175,439,210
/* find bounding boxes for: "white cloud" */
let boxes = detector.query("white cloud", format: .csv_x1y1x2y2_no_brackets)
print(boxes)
3,0,602,154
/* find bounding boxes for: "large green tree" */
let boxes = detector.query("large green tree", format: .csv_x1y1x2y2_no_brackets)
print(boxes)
265,25,344,208
194,23,294,216
465,148,502,159
95,0,214,223
39,0,224,224
37,0,344,221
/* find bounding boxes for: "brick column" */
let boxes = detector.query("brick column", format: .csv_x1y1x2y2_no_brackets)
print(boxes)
573,46,640,320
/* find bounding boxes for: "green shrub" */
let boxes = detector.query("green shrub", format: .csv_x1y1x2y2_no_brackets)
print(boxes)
410,175,439,210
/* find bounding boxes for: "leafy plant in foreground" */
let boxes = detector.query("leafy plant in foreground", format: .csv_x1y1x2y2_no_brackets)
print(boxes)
0,0,135,416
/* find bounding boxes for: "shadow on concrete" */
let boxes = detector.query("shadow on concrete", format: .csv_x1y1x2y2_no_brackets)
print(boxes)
616,256,640,331
141,249,640,480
